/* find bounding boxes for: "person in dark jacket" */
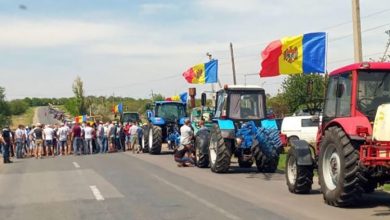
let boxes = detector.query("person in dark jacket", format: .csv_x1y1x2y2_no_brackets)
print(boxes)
2,126,13,163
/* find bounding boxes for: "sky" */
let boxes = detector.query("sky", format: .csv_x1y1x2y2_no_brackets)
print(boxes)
1,0,390,100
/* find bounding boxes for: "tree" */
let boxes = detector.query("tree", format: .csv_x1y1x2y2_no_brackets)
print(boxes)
0,87,11,127
72,76,87,115
267,93,289,117
282,74,326,114
8,100,29,115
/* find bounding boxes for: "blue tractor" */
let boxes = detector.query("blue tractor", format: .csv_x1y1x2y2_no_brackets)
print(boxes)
196,85,282,173
142,101,188,154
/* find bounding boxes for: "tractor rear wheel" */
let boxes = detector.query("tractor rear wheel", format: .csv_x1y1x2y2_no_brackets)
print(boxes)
255,148,279,173
195,130,210,168
142,127,149,153
285,146,313,194
148,126,162,154
209,124,231,173
318,126,364,207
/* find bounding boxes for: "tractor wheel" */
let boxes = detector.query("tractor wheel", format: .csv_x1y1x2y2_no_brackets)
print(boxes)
195,130,210,168
285,146,313,194
142,127,149,153
209,124,231,173
148,126,162,155
318,126,364,207
363,179,377,193
255,148,279,173
238,157,253,168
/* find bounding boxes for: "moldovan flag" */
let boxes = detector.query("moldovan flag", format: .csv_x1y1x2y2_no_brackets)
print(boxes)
183,60,218,84
260,32,326,77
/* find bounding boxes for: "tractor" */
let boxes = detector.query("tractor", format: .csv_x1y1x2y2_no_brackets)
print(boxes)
190,106,214,134
120,112,141,124
196,85,283,172
142,101,188,154
286,62,390,207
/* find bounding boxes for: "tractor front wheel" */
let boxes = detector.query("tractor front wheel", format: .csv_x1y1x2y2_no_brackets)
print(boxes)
148,126,162,154
285,146,313,194
209,124,231,173
195,130,210,168
318,126,364,207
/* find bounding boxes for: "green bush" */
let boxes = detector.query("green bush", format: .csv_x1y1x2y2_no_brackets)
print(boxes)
9,100,29,115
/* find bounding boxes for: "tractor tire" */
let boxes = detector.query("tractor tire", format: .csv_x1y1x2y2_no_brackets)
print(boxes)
363,179,377,193
142,127,149,153
195,130,210,168
238,157,253,168
285,146,313,194
148,126,162,155
209,124,231,173
255,148,279,173
318,126,365,207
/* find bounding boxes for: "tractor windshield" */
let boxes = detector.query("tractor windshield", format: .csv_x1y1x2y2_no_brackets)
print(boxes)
358,70,390,120
229,93,265,120
155,103,187,121
122,113,140,123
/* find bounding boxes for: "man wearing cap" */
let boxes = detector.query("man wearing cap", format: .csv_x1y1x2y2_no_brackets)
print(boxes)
57,123,68,155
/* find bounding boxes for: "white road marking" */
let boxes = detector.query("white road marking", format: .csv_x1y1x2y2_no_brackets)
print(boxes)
152,174,241,220
72,162,80,168
89,185,105,201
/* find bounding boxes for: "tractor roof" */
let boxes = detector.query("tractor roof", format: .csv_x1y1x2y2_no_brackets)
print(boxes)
155,101,186,105
330,62,390,76
222,84,264,91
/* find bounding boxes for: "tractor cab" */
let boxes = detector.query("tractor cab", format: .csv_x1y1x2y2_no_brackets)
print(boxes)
214,85,267,127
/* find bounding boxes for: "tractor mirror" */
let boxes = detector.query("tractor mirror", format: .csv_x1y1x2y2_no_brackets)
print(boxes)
201,93,207,106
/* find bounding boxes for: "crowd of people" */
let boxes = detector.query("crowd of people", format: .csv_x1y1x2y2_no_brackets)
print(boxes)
0,120,143,163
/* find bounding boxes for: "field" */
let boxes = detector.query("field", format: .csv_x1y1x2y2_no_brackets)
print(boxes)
10,107,36,129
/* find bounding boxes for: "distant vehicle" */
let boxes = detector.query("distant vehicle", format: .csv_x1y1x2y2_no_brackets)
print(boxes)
281,115,320,144
190,106,214,134
120,112,141,124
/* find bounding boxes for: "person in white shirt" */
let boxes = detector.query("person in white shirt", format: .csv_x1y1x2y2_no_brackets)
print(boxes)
43,125,55,157
84,124,94,154
57,123,68,155
129,122,139,153
15,125,26,159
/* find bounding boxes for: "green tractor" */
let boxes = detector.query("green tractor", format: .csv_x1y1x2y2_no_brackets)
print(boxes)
190,107,214,134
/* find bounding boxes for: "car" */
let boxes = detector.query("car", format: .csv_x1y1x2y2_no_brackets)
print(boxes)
281,115,320,144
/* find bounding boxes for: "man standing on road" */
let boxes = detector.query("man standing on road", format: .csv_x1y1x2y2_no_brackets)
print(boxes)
129,122,139,153
96,121,104,153
72,122,83,155
34,123,44,159
84,123,94,154
15,125,26,159
2,126,13,163
43,125,55,157
175,119,195,167
57,123,68,155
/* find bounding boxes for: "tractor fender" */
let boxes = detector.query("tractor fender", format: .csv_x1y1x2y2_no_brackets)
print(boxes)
290,140,313,166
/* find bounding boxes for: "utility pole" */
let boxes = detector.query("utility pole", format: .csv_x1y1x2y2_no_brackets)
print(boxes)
382,30,390,62
230,42,237,85
352,0,363,62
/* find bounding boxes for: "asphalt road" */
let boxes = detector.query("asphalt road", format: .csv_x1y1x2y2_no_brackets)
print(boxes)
0,149,389,220
34,106,62,125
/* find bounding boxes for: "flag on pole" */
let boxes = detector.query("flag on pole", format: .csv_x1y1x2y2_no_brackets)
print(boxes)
165,92,188,103
113,103,123,113
260,32,326,77
183,60,218,84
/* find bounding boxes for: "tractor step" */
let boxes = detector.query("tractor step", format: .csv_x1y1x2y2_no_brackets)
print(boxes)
360,143,390,166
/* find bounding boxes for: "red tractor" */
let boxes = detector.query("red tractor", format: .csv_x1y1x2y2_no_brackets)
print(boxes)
286,62,390,207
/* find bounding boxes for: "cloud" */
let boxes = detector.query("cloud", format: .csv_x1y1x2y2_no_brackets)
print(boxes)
139,3,178,14
0,18,123,48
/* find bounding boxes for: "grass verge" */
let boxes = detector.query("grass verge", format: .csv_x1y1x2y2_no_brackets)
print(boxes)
10,107,36,129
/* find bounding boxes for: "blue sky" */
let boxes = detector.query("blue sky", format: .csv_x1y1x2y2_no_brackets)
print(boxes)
1,0,390,99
